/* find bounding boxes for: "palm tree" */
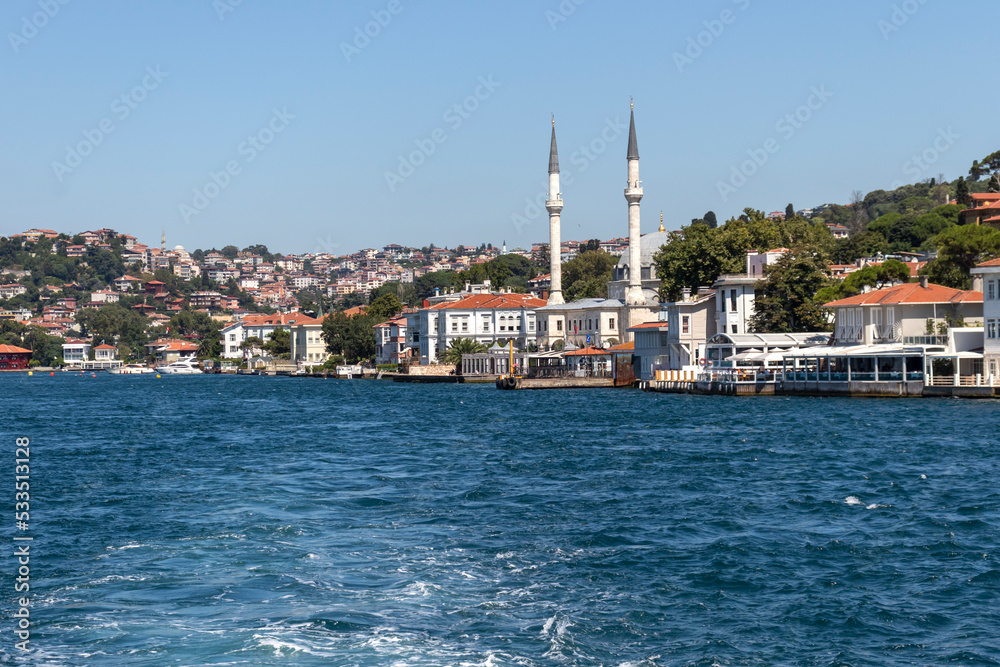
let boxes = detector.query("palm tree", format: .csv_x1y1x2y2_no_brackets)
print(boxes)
441,338,487,367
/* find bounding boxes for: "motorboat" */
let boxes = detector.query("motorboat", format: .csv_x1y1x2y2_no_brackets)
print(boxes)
108,363,155,375
154,357,203,374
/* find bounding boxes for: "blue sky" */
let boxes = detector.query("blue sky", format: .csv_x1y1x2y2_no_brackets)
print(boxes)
1,0,995,255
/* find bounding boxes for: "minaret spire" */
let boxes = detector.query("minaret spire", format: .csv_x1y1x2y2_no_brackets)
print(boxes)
545,117,564,306
624,100,644,306
548,115,560,174
627,102,639,161
659,211,665,233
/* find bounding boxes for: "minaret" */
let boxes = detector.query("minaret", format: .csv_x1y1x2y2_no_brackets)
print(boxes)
659,211,665,232
160,229,166,252
624,100,644,306
545,115,564,305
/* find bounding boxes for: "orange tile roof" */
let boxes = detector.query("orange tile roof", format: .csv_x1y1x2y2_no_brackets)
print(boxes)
94,344,116,350
342,305,368,317
823,282,982,307
242,312,320,327
147,339,200,351
564,346,612,356
608,341,634,351
0,344,31,354
976,258,1000,268
429,293,546,310
628,321,669,330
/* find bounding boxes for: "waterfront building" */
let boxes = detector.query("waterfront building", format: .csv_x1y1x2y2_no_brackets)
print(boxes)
61,340,91,367
411,292,546,365
374,316,409,365
971,259,1000,378
824,278,982,347
0,344,31,370
289,318,329,367
534,298,624,350
712,249,786,337
627,320,672,380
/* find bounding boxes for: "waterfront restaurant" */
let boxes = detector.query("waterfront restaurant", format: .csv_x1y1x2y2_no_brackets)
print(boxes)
705,332,831,375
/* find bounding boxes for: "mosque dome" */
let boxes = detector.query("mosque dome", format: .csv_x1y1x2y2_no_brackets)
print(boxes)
616,230,671,270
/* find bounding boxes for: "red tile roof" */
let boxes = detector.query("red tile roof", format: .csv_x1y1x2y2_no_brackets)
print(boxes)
429,293,546,310
628,321,669,330
608,341,635,351
242,312,320,327
823,282,982,307
564,346,612,356
976,258,1000,268
0,345,31,354
147,339,200,351
94,344,116,350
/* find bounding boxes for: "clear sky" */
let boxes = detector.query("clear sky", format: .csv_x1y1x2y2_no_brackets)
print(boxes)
1,0,996,256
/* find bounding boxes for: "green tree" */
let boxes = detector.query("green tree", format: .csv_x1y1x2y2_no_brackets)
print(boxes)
368,293,403,322
370,282,418,307
749,252,831,333
785,203,795,220
561,250,616,301
263,327,291,356
816,259,912,303
414,271,457,301
704,211,718,229
955,176,971,207
580,239,601,253
921,224,1000,288
240,336,264,354
441,337,487,367
321,312,376,363
168,310,222,358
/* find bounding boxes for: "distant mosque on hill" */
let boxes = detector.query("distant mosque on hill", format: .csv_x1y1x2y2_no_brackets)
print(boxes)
534,101,666,349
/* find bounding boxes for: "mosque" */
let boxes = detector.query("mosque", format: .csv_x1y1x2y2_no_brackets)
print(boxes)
534,103,666,349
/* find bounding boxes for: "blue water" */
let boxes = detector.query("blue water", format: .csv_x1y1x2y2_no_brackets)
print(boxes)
2,374,1000,666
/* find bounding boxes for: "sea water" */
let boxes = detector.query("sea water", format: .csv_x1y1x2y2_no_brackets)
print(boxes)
2,374,999,665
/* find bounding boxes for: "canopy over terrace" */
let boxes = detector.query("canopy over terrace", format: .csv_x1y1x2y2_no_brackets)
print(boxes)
707,332,830,368
779,344,928,382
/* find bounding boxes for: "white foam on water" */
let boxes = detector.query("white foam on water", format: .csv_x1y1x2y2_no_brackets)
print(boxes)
845,496,864,506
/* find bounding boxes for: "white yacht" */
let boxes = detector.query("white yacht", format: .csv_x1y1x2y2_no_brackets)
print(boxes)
154,357,203,375
108,363,155,375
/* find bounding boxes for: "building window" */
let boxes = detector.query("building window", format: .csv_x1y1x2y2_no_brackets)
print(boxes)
556,320,562,332
731,324,738,334
682,315,689,334
990,281,996,300
730,290,737,312
528,321,535,331
609,318,615,329
989,320,997,340
451,320,458,333
461,319,468,332
721,294,726,312
483,322,489,332
587,319,591,330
